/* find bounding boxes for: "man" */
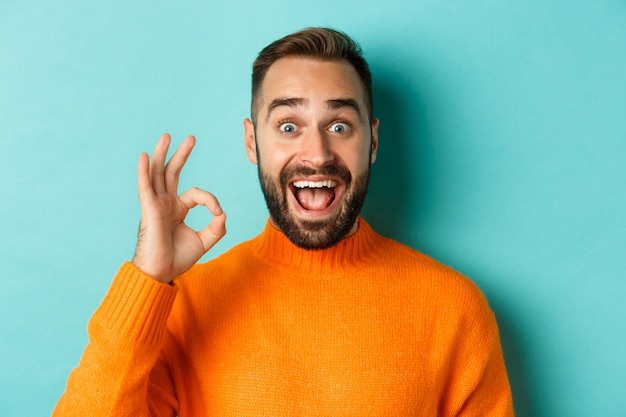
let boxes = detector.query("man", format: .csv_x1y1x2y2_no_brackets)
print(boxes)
54,27,514,416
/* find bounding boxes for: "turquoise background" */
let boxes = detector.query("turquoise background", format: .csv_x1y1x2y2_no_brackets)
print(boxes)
1,1,625,415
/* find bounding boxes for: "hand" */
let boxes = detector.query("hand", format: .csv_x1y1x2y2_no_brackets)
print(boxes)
132,133,226,283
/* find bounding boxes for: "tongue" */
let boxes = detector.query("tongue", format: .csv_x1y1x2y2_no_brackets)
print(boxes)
296,188,334,211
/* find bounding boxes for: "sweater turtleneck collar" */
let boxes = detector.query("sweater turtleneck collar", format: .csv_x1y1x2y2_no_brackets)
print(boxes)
251,217,385,277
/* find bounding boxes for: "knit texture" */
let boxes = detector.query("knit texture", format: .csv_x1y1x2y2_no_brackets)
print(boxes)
54,219,514,416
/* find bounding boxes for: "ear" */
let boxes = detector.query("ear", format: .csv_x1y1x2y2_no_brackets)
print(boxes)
370,118,379,164
243,118,258,164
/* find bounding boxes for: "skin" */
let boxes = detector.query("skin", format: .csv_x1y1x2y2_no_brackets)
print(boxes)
132,57,378,283
132,134,227,283
244,57,379,244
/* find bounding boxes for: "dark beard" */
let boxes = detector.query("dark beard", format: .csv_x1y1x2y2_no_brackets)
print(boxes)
258,163,370,250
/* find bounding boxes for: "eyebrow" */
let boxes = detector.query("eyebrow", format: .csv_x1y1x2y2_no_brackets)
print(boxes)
266,98,307,122
265,97,363,122
326,98,363,121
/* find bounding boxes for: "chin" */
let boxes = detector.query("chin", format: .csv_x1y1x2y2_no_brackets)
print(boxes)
258,161,370,250
264,184,368,250
284,213,356,250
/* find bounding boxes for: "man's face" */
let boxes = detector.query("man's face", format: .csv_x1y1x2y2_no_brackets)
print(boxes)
244,57,379,249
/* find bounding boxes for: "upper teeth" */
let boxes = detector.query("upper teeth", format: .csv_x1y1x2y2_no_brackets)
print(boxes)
293,180,337,188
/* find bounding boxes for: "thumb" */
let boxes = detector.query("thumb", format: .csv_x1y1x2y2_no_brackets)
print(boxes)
178,187,227,255
197,212,227,252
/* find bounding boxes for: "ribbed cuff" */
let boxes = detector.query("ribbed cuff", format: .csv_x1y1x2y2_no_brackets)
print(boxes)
89,262,178,348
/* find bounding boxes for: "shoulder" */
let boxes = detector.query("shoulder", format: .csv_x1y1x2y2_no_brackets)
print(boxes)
372,235,492,314
178,238,258,284
372,234,465,281
164,237,259,305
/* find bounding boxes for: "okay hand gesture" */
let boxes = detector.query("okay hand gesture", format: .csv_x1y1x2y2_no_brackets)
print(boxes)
132,133,226,283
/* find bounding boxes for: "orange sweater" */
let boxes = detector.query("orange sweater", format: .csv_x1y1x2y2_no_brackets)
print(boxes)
54,219,513,416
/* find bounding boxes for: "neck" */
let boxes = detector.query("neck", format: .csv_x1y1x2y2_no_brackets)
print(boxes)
253,217,381,277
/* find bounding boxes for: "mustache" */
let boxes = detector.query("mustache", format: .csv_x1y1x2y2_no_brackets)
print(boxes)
279,163,352,187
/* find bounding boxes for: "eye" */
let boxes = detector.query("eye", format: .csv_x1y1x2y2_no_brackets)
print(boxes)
279,122,298,134
328,122,350,134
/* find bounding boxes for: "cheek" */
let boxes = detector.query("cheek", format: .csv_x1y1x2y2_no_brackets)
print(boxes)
257,145,293,176
342,144,373,173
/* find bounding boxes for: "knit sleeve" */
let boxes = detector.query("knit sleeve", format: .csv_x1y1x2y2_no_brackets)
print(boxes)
52,262,179,417
440,287,514,417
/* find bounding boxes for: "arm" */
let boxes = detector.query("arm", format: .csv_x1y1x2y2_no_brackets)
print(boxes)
441,290,515,417
455,322,514,416
53,134,226,416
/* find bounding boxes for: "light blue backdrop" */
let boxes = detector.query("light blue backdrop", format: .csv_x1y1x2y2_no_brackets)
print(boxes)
1,1,624,415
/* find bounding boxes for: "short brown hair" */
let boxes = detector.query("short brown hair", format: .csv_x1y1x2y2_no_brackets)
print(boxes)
251,27,373,122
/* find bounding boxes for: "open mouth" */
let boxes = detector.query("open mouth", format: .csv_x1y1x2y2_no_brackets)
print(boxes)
291,179,338,212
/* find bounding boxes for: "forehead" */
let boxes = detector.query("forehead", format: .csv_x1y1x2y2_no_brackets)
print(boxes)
258,57,367,117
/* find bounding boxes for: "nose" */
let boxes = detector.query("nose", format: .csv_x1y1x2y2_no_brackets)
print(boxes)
299,128,334,167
